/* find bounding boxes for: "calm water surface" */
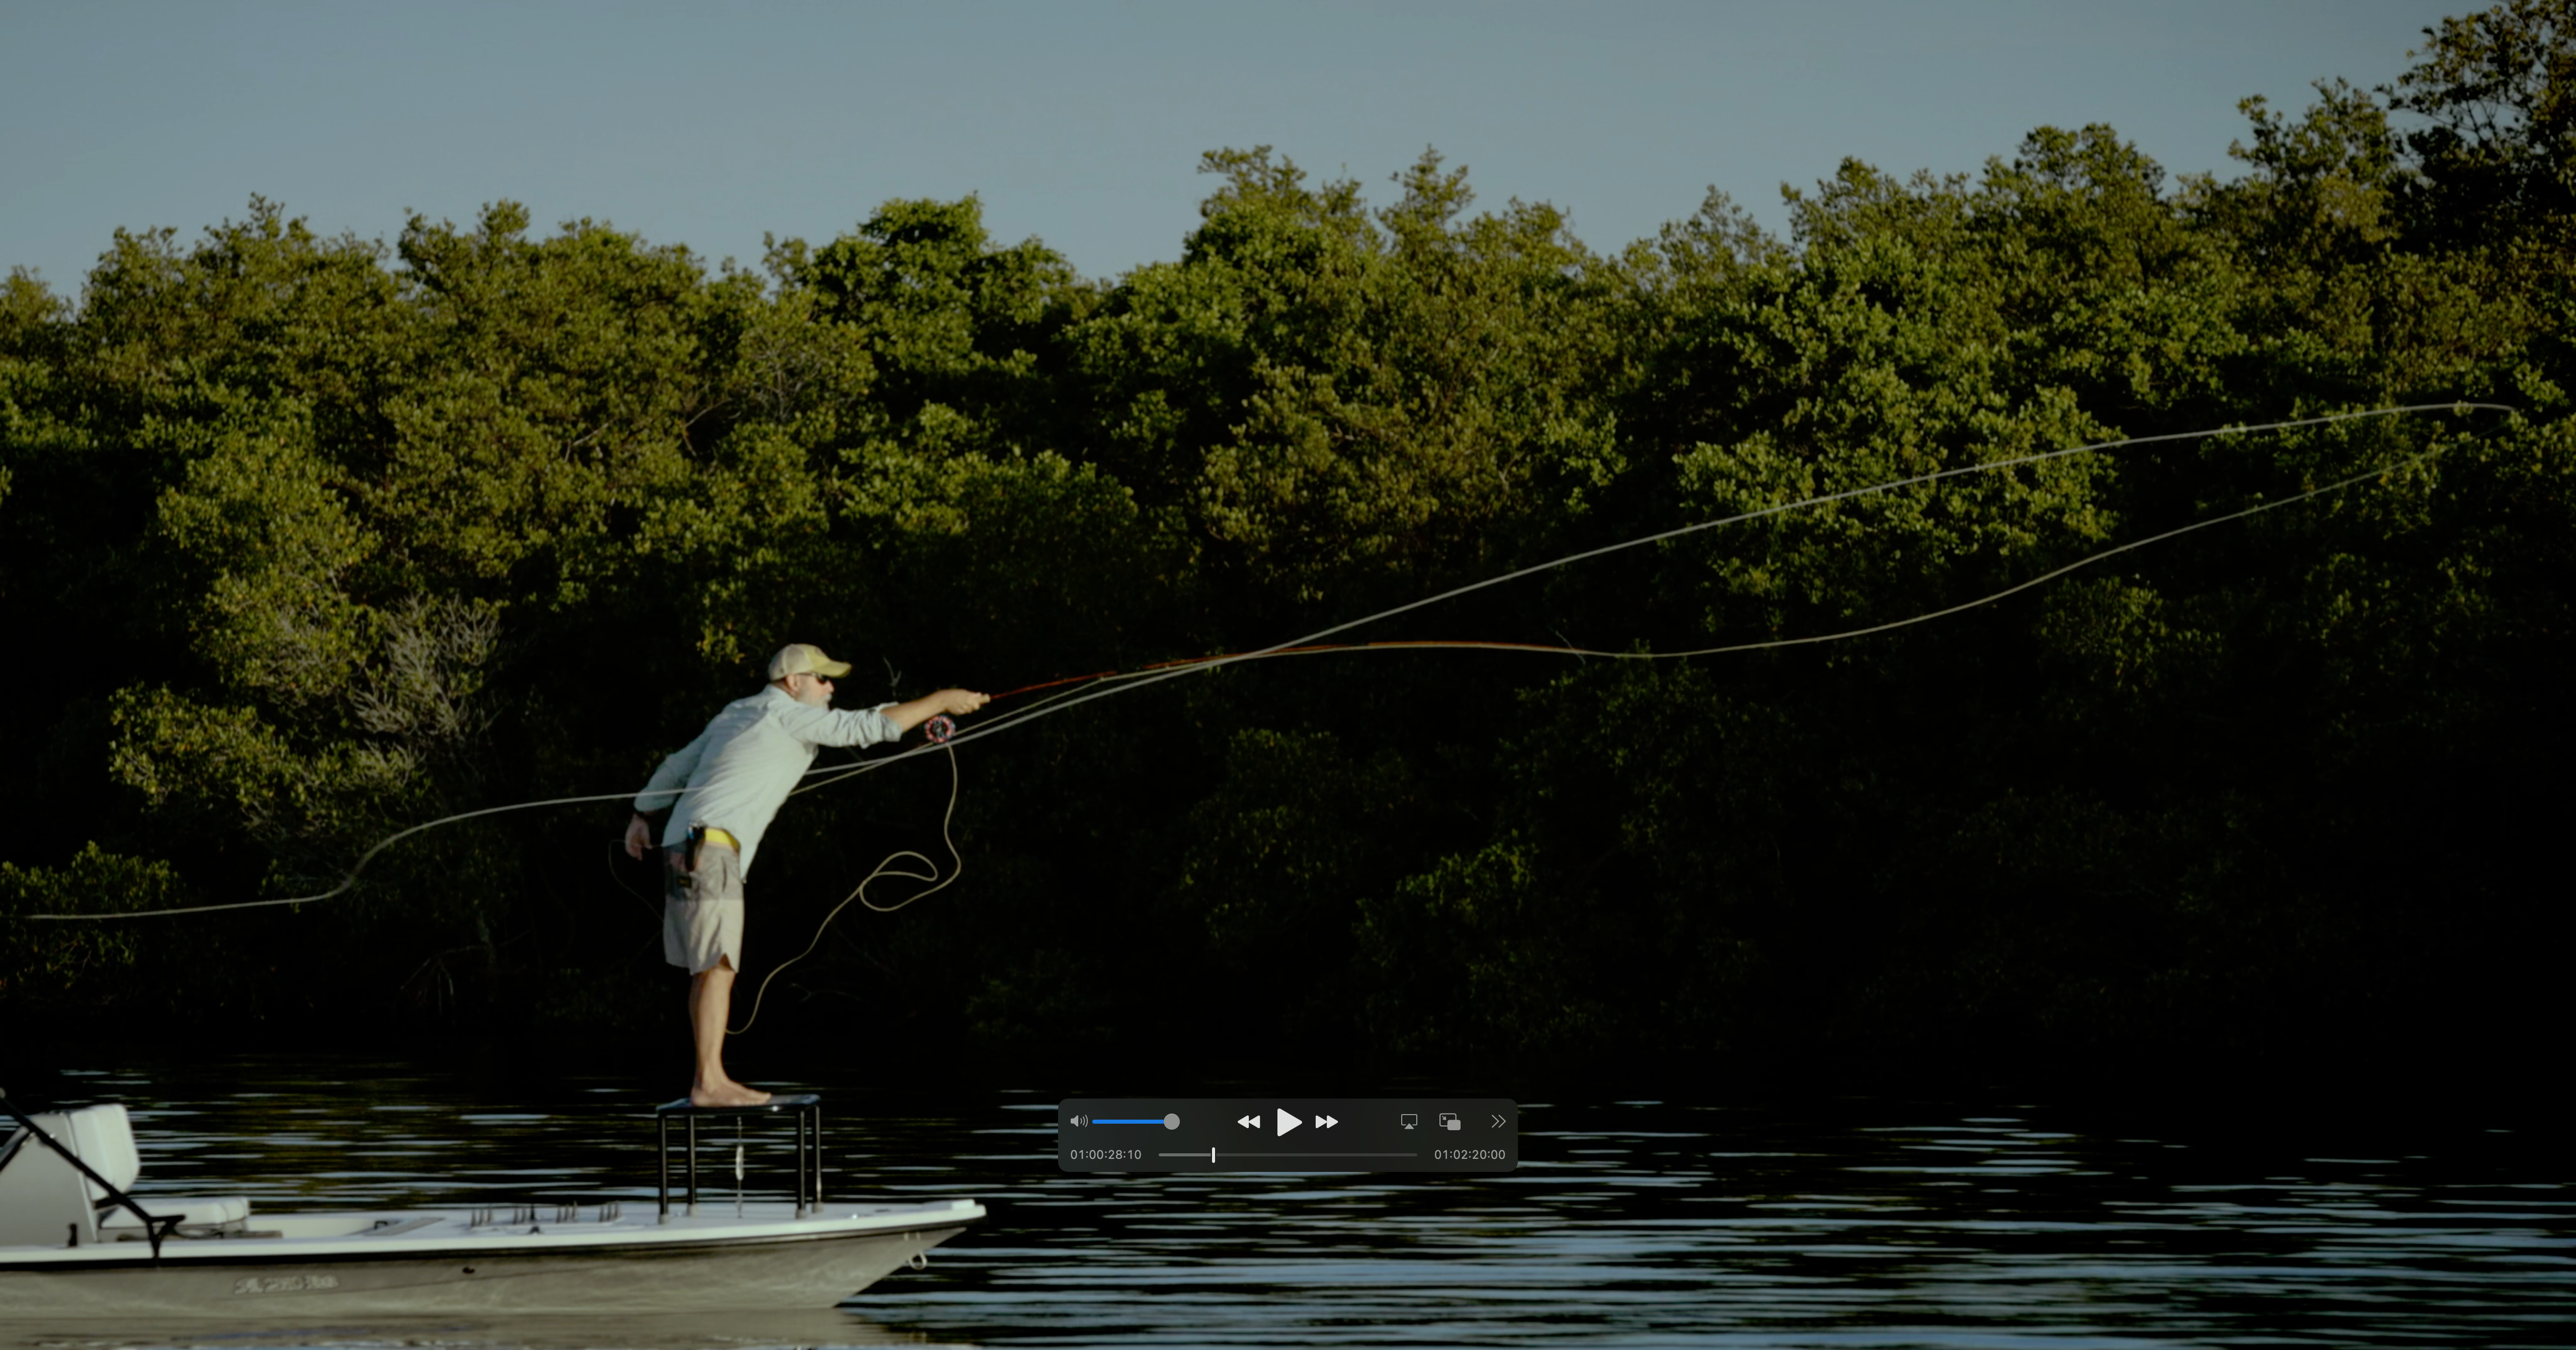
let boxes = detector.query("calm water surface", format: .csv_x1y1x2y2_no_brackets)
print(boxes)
5,1055,2568,1349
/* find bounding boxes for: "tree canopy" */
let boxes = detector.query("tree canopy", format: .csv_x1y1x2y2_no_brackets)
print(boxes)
5,4,2570,1074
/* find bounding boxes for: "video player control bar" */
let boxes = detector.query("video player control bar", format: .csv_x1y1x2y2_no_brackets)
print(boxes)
1058,1098,1517,1172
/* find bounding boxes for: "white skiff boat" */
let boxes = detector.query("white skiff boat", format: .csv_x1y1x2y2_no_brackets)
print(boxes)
0,1091,982,1319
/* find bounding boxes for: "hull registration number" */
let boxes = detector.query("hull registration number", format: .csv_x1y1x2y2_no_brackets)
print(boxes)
232,1274,340,1295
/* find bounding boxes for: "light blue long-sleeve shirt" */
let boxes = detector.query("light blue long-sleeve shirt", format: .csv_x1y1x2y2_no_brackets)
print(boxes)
632,686,904,873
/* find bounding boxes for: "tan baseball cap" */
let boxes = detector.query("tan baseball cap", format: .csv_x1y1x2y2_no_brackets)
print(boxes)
768,643,854,680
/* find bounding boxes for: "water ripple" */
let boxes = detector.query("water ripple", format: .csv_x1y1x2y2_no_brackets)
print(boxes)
5,1060,2566,1349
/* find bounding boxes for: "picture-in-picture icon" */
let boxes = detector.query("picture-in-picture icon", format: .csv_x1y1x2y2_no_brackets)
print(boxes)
1439,1113,1461,1131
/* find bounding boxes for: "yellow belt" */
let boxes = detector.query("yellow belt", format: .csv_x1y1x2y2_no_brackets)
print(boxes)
699,827,740,851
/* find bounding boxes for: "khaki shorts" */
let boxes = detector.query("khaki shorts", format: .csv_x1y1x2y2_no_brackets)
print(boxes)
663,841,745,975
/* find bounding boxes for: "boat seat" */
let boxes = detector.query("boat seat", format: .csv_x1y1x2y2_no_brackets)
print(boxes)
0,1104,231,1246
50,1104,250,1235
62,1104,142,1199
98,1195,251,1237
0,1109,123,1246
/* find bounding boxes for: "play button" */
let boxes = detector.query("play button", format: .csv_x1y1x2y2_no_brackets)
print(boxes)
1275,1108,1303,1136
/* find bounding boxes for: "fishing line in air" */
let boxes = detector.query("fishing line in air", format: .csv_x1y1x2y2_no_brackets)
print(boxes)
32,401,2512,923
730,740,965,1036
793,401,2515,788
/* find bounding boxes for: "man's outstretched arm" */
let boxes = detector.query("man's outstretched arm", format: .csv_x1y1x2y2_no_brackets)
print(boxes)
879,688,989,733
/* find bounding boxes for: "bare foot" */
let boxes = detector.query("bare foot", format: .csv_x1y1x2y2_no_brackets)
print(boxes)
689,1080,773,1108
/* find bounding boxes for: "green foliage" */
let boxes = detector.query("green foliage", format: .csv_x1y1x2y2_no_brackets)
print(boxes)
3,6,2570,1069
380,203,708,603
2392,0,2576,240
1075,147,1625,605
1171,729,1416,1038
1358,839,1615,1060
154,400,378,703
788,196,1084,460
0,845,179,1006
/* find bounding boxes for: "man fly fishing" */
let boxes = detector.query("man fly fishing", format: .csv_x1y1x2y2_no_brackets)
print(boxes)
625,643,987,1106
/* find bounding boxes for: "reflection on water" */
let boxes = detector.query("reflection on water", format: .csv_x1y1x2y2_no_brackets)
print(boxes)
5,1057,2569,1348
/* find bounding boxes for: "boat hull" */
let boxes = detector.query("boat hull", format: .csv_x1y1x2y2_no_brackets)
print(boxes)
0,1204,977,1319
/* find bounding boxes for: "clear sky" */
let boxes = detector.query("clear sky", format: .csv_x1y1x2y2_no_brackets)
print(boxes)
6,0,2458,297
